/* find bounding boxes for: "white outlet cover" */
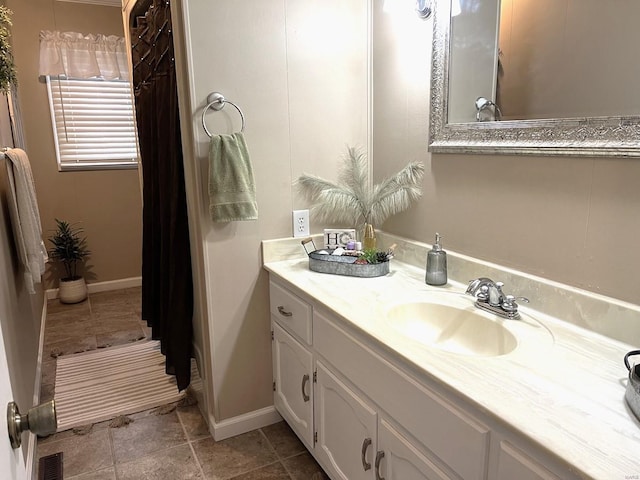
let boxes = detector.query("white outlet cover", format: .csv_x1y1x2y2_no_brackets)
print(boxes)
292,210,310,237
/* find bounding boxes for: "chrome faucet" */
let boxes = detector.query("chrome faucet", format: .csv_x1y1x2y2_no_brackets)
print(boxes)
465,277,529,319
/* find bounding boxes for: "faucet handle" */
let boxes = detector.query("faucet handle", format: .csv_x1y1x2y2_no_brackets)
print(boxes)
502,295,530,313
465,277,494,296
476,285,489,302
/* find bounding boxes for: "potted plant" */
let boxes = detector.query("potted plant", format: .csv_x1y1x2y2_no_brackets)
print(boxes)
48,219,90,304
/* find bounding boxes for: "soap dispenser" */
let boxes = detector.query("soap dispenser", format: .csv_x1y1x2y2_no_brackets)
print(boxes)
425,233,447,286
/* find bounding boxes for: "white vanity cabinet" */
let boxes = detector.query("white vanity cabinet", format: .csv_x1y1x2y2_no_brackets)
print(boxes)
269,277,584,480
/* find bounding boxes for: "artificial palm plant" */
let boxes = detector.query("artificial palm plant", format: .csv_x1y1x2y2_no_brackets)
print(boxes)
48,219,91,303
297,147,424,248
48,219,90,280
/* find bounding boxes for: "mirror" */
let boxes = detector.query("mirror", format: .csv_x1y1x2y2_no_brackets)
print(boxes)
429,0,640,157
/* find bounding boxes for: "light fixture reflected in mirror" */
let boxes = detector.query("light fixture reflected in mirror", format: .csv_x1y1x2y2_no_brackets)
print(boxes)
415,0,432,19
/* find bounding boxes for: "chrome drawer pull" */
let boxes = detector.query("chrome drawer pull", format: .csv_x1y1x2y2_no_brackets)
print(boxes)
277,306,293,317
375,450,385,480
301,374,310,402
361,437,372,471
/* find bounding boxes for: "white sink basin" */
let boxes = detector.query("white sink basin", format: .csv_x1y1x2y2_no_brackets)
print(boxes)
385,296,518,357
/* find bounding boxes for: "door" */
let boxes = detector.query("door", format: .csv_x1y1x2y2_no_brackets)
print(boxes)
0,319,28,480
315,361,377,480
0,92,31,480
272,322,314,447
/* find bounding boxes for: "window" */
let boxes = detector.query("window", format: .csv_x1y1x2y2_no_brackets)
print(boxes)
46,75,138,171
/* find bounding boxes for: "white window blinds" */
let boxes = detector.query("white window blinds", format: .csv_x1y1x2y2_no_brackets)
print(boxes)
46,76,138,170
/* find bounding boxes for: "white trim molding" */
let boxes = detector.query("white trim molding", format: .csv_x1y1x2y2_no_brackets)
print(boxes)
46,276,142,300
209,406,282,441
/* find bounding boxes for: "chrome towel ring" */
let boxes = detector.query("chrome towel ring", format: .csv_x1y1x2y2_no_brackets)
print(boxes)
201,92,246,137
475,96,502,122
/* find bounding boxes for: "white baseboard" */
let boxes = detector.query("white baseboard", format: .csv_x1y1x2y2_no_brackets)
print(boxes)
46,276,142,300
209,406,282,441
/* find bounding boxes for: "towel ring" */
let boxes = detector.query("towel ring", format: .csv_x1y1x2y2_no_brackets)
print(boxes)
201,92,246,137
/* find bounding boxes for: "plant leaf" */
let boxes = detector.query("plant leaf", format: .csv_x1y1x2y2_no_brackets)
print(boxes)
296,174,363,225
296,148,424,229
339,147,370,211
369,162,424,225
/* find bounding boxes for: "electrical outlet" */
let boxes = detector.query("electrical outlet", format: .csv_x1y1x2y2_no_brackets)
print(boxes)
292,209,310,238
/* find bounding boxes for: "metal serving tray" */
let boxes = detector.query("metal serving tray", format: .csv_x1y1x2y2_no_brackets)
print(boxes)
302,238,389,278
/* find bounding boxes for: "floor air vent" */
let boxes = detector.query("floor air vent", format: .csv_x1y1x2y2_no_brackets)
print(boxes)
38,452,63,480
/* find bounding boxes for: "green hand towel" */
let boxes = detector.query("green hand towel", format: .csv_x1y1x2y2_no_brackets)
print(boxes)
208,132,258,222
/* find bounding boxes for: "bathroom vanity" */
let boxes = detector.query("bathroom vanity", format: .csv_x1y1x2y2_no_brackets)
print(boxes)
263,234,640,480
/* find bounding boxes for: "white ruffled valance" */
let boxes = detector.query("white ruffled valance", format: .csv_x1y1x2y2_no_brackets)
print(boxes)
39,30,129,80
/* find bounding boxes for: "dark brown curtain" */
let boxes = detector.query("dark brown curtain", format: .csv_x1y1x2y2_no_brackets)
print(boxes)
130,0,193,391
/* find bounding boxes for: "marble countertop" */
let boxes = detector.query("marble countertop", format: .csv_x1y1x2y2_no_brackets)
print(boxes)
263,256,640,480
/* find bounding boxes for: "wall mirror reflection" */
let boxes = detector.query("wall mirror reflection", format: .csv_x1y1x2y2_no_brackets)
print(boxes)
429,0,640,156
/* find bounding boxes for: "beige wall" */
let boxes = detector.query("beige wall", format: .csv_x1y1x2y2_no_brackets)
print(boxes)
374,4,640,306
6,0,142,288
498,0,640,119
179,0,368,421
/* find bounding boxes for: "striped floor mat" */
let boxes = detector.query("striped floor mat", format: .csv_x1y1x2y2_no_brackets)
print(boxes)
54,340,185,431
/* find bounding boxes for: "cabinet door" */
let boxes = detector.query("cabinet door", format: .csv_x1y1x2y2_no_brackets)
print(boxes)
272,322,314,447
315,361,377,480
495,441,561,480
377,418,454,480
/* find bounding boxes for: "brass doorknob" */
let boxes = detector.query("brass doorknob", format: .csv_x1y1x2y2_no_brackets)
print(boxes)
7,400,57,448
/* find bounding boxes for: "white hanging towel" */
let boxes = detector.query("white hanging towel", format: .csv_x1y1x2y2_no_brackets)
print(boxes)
4,148,48,294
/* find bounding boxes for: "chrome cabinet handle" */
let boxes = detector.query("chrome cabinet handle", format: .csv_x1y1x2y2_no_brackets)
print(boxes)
277,306,293,317
301,374,310,402
375,450,385,480
361,437,372,471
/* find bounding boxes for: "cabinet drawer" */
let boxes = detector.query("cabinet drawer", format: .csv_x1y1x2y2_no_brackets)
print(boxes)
270,280,312,345
314,309,490,480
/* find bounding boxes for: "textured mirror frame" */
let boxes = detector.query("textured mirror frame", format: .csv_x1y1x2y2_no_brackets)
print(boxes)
428,1,640,157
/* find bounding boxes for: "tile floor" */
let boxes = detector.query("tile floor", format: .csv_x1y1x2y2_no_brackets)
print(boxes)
37,288,329,480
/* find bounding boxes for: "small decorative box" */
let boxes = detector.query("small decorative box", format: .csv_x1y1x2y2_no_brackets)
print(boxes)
323,229,356,250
